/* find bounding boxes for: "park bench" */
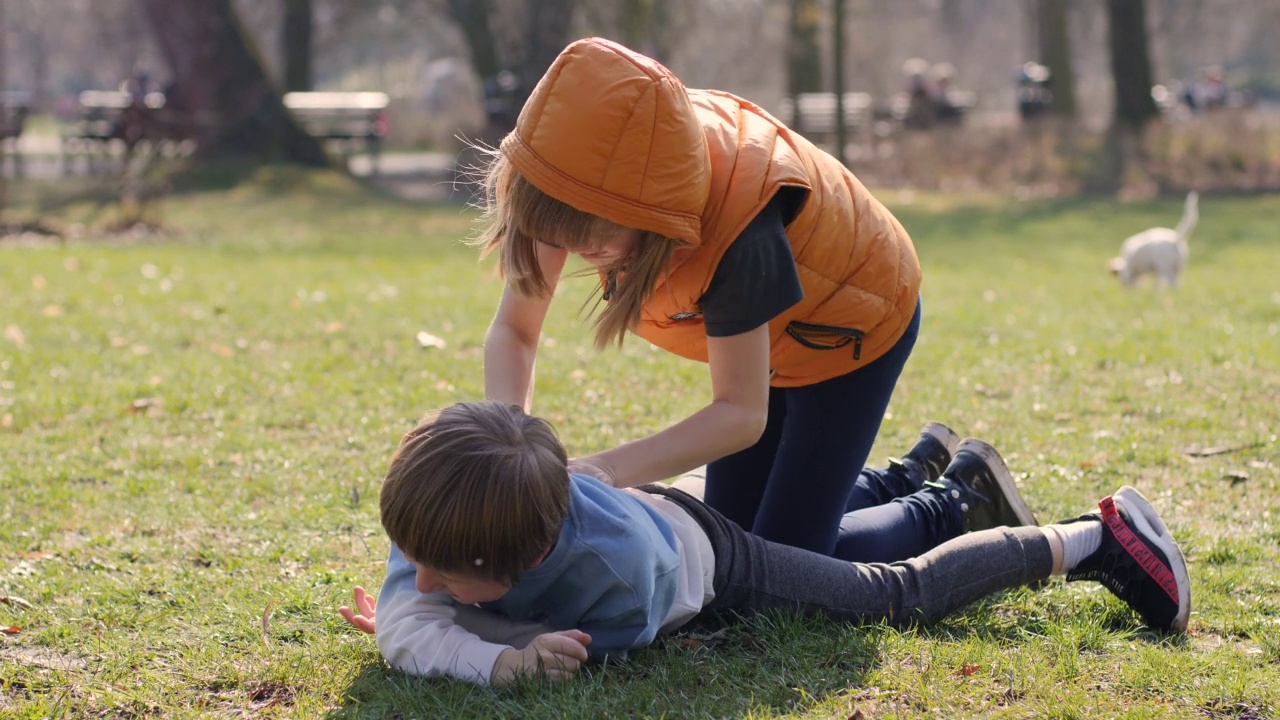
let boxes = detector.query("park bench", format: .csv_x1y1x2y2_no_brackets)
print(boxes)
282,91,390,171
776,92,873,141
1,91,31,145
62,90,195,173
66,90,141,146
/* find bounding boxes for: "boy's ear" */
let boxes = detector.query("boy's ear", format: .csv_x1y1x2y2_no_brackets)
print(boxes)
528,543,554,569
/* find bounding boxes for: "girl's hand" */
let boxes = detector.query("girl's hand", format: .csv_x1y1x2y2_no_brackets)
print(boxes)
338,586,377,634
491,630,592,685
567,458,618,487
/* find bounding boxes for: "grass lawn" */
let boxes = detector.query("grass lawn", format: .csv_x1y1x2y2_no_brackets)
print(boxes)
1,168,1277,719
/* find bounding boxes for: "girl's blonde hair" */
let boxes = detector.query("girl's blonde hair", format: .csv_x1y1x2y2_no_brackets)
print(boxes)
471,150,685,349
379,402,570,585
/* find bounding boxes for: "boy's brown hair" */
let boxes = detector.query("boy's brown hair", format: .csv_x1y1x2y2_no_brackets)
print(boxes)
379,401,571,585
472,150,683,349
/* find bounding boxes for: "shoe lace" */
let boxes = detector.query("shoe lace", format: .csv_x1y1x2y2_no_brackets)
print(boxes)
925,478,991,508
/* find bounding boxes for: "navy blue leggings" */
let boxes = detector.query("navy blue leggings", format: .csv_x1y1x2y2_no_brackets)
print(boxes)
703,298,937,558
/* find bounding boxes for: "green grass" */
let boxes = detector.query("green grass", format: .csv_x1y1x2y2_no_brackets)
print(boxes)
2,168,1277,719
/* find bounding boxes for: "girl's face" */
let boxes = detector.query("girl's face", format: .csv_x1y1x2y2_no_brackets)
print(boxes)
409,558,510,605
546,226,643,269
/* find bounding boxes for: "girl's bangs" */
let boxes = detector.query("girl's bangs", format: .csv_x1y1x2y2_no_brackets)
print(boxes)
509,178,604,251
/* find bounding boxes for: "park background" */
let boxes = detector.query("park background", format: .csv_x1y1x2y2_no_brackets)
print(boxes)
1,1,1278,718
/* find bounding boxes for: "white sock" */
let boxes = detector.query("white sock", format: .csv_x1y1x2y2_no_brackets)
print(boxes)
1046,521,1103,574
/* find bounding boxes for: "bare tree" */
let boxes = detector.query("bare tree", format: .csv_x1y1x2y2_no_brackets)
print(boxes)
445,0,578,141
1,0,8,218
136,0,327,164
1106,0,1157,130
1086,0,1160,194
788,0,822,97
282,0,313,92
1036,0,1076,118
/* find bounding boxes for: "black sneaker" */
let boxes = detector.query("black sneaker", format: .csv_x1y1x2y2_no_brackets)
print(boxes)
890,422,962,488
934,438,1038,531
1066,485,1190,634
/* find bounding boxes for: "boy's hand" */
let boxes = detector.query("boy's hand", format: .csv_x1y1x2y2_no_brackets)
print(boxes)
338,586,377,634
491,629,592,685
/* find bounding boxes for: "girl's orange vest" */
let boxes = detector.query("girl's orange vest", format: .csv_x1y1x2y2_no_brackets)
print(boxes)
502,38,921,387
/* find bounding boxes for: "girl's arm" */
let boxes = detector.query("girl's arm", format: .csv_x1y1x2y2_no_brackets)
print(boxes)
571,323,771,488
483,243,567,411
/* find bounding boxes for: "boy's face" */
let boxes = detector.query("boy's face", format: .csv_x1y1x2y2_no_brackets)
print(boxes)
409,558,510,604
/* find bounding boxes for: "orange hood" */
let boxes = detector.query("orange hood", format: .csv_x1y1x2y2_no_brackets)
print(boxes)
500,37,711,246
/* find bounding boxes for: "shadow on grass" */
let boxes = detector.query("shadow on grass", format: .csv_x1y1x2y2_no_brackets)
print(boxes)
325,612,885,719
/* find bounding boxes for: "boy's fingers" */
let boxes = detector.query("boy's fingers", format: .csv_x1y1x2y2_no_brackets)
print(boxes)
547,634,589,662
562,629,591,646
338,606,376,634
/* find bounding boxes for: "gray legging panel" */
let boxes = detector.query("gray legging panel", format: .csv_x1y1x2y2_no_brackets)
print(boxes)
641,484,1054,627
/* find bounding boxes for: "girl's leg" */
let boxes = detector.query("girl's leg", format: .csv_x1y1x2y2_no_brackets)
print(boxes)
748,299,922,554
833,488,963,562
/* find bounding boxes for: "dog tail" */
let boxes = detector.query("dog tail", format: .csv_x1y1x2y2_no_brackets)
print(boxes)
1175,191,1199,245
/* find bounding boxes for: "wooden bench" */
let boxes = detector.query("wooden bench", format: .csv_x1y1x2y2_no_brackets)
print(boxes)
67,90,138,146
1,91,31,145
62,90,195,172
776,92,873,140
283,91,390,171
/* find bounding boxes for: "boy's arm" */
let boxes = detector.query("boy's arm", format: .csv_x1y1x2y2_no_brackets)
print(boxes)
376,545,551,685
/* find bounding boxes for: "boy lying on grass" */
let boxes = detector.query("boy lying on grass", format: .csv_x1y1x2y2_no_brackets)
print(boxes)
339,401,1190,686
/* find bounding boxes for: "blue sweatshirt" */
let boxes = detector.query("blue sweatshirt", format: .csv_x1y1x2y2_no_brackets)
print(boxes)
374,473,685,680
478,473,681,657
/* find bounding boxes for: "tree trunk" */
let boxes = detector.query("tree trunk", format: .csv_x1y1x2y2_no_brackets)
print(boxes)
136,0,327,165
787,0,822,97
1037,0,1076,118
447,0,500,81
282,0,313,92
522,0,578,107
0,0,7,216
1105,0,1158,130
446,0,576,141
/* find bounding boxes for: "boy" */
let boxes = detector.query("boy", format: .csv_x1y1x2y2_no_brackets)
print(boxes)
340,402,1190,686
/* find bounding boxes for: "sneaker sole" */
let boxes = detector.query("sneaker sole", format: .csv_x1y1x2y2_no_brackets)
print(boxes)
1112,485,1191,633
955,438,1038,527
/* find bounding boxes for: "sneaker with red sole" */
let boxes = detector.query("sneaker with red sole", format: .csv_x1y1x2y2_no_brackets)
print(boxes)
1066,485,1191,634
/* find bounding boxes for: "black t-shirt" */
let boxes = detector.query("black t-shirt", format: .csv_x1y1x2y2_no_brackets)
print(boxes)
698,188,807,337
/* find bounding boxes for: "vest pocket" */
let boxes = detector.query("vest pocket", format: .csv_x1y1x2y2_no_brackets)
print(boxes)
785,321,864,360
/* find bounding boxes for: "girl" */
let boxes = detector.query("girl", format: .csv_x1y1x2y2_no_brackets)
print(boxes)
476,37,923,555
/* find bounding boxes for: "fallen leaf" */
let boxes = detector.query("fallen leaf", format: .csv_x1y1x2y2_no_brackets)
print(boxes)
262,599,275,647
1184,442,1263,458
3,325,25,347
1223,471,1249,485
1,595,32,609
416,331,447,349
129,398,159,414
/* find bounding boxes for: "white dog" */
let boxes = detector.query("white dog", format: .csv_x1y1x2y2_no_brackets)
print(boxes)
1108,191,1199,288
